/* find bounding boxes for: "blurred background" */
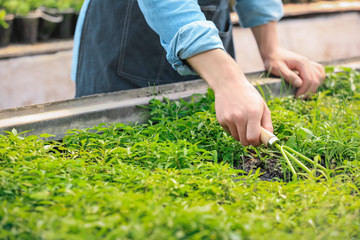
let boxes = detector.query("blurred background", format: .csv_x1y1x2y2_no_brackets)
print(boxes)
0,0,359,110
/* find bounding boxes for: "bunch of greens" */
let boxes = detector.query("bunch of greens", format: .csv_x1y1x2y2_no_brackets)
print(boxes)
0,67,359,239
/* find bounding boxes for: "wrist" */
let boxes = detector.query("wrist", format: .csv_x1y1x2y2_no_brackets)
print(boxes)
186,49,249,93
259,46,279,62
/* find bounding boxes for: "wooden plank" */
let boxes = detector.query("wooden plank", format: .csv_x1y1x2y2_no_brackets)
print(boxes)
231,1,360,24
284,1,360,17
0,40,73,59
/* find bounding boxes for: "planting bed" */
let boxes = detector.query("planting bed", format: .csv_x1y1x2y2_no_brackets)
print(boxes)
1,67,360,239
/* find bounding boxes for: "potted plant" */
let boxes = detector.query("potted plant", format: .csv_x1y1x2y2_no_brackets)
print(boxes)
0,8,14,47
7,0,41,44
37,4,63,41
53,0,75,39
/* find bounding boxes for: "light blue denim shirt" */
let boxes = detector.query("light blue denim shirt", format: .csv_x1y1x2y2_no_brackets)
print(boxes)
71,0,283,81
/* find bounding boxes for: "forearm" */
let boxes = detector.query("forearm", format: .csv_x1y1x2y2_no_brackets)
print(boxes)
251,21,279,61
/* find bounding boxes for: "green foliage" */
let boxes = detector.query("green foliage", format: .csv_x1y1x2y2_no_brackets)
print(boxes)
41,0,84,11
267,67,360,177
0,0,84,15
0,68,360,239
0,0,38,16
0,9,8,28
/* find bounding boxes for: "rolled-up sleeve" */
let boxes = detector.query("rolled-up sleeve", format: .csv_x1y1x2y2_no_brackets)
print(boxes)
137,0,225,75
235,0,284,28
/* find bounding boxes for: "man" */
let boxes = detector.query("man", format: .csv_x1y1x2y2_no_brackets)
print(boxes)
72,0,325,147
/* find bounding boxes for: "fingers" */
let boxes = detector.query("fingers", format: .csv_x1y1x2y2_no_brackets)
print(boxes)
295,62,314,98
226,122,239,142
217,105,271,147
268,61,303,88
215,87,272,147
312,61,326,84
217,111,250,146
295,61,323,98
279,66,303,88
264,49,326,98
245,109,262,147
243,103,273,147
274,57,325,98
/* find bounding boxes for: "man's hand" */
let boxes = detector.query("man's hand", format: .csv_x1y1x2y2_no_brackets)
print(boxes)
187,49,273,146
252,22,326,98
214,79,272,146
262,47,325,98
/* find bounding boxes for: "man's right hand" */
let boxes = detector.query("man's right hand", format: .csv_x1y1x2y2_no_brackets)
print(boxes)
187,49,273,147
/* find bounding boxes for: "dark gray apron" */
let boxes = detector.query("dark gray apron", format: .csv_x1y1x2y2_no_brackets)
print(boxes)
75,0,235,97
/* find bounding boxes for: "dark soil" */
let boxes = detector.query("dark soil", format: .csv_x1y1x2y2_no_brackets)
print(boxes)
234,157,285,181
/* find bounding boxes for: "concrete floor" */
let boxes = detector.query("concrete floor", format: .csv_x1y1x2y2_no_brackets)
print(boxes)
0,50,75,109
0,11,359,110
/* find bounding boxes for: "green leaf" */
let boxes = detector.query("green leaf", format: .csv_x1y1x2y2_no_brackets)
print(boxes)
40,133,56,138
